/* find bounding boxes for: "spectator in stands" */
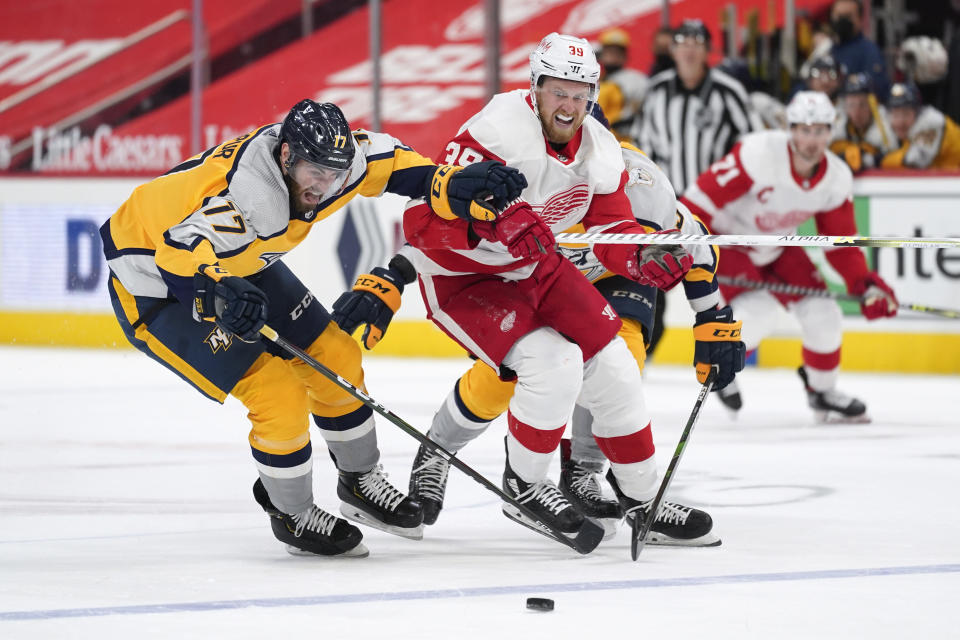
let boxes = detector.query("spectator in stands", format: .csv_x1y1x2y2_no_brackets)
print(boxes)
596,27,649,143
882,82,960,169
829,0,890,100
896,35,950,112
650,26,676,76
805,55,844,102
799,22,837,78
831,72,896,173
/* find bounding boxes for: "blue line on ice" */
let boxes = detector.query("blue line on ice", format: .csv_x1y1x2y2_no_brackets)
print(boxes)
3,563,959,621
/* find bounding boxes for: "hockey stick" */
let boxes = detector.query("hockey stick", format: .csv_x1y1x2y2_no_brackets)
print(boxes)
258,324,604,555
554,231,960,250
632,368,716,561
716,275,960,319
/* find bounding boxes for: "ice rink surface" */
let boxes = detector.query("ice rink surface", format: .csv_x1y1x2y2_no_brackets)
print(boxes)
1,346,958,639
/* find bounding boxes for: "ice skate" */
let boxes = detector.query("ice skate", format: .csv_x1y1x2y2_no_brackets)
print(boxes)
798,367,870,424
252,479,368,558
558,441,622,540
409,442,451,525
500,436,603,544
338,464,424,539
606,470,720,547
716,378,743,413
502,462,586,535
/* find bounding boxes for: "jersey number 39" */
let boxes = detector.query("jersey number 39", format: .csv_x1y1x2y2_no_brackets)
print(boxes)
443,142,486,167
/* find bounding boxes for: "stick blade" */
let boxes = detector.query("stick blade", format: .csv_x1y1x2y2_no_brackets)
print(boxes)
571,518,605,555
630,514,650,561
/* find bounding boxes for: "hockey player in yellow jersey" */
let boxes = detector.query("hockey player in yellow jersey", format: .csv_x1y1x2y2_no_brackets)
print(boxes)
595,28,649,143
337,141,744,546
830,73,897,173
100,99,527,558
882,82,960,170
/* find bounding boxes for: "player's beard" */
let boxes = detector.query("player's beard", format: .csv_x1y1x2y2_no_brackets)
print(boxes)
283,172,320,216
539,105,587,145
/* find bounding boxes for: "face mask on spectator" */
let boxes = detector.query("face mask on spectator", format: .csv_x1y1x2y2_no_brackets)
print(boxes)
654,54,673,70
832,16,856,42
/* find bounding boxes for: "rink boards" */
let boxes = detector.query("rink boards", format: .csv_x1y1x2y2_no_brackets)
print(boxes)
0,175,958,373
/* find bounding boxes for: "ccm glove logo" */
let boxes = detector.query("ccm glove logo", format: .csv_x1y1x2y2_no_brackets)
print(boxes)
354,276,394,295
711,327,741,339
431,165,454,201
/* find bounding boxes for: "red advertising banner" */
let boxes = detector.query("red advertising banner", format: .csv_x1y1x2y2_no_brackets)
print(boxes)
0,0,299,172
6,0,832,175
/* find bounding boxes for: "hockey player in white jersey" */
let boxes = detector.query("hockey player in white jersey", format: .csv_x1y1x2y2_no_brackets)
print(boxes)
681,91,899,422
400,33,701,546
399,144,740,543
336,36,742,549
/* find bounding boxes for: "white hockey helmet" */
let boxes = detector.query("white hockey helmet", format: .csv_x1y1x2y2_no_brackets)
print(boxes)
529,32,601,111
785,91,836,127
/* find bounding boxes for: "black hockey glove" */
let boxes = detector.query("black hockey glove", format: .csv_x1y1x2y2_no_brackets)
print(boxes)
332,254,416,349
430,160,528,222
193,271,269,343
693,305,745,391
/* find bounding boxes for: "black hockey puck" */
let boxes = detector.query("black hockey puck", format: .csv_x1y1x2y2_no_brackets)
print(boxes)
526,597,554,611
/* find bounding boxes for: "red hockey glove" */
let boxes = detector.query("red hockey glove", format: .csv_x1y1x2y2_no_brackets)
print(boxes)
851,273,898,320
472,199,556,260
623,231,693,290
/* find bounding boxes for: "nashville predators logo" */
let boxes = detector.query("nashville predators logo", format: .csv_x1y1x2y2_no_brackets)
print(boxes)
205,326,234,353
915,128,938,145
628,167,654,187
256,252,285,272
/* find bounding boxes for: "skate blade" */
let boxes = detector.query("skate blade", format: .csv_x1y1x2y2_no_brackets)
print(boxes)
285,542,370,558
625,515,722,547
501,504,561,537
501,504,605,554
339,503,424,540
643,531,722,547
814,410,872,424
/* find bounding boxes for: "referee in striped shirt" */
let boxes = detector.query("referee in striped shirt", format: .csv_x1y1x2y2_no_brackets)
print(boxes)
636,20,762,196
634,20,760,356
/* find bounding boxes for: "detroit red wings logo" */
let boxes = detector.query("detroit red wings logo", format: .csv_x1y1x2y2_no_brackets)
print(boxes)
532,185,591,225
755,209,814,232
